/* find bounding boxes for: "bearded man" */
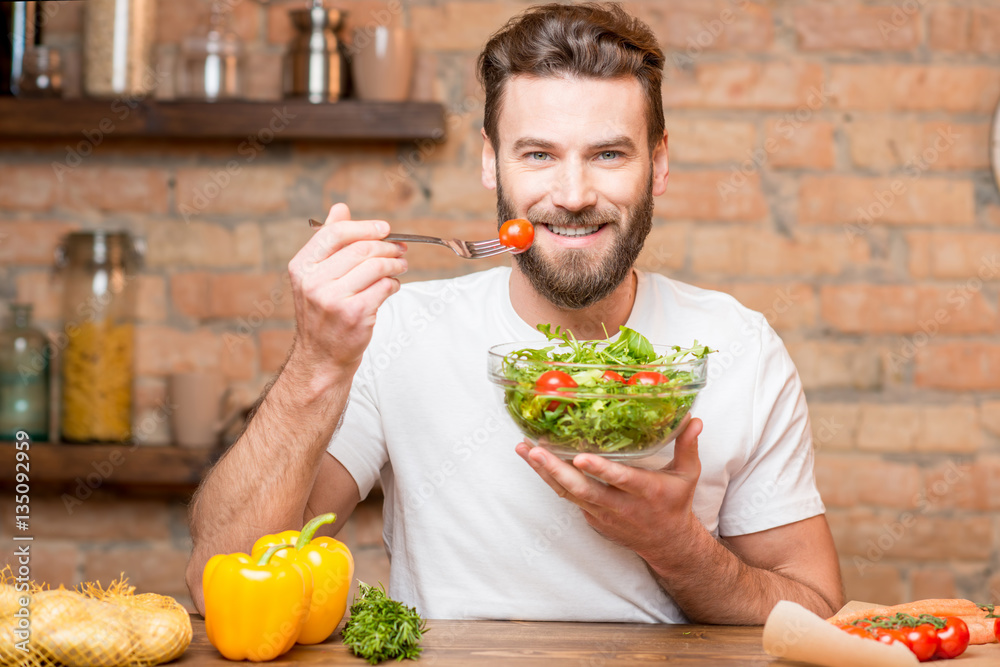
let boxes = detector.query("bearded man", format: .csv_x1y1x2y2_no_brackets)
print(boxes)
187,2,843,625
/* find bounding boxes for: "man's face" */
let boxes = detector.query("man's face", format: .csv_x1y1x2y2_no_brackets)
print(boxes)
483,74,668,310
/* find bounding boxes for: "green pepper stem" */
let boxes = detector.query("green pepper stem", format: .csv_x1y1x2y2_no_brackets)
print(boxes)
296,512,338,549
257,543,295,566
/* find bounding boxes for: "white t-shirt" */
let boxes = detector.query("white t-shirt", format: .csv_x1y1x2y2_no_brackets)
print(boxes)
327,267,824,622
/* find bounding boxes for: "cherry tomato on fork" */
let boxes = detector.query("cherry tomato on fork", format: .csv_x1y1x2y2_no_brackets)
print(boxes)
499,218,534,251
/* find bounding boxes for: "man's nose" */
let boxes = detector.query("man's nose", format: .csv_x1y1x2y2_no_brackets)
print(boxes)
549,160,598,212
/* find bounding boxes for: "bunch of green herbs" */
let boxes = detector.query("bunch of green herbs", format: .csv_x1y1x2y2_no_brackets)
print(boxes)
501,324,713,453
342,582,427,665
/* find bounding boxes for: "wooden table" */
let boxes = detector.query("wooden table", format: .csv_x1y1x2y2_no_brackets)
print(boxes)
179,615,777,666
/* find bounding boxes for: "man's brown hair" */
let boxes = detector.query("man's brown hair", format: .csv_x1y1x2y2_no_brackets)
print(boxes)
477,2,665,152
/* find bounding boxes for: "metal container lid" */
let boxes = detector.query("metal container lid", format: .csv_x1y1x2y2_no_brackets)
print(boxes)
288,6,343,32
55,230,144,270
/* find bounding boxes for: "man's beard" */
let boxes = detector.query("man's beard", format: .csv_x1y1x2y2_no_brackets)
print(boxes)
496,172,654,310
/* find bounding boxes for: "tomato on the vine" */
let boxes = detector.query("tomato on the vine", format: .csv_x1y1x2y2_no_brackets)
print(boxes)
535,369,576,412
933,617,970,659
626,371,669,386
903,624,940,662
842,626,872,640
600,370,625,383
873,628,910,650
994,617,1000,643
499,218,534,251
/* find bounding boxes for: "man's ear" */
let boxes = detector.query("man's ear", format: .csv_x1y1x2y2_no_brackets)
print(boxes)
652,130,669,197
481,128,497,191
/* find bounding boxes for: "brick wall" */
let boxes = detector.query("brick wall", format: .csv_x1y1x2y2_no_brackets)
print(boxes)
1,0,999,611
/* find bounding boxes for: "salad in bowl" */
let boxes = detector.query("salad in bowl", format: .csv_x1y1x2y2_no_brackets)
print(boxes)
487,325,712,463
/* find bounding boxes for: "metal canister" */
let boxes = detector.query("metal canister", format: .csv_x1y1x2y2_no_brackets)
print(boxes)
283,1,347,103
55,231,143,443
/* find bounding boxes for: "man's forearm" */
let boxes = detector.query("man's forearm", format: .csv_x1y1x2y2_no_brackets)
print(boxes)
645,516,838,625
185,358,351,608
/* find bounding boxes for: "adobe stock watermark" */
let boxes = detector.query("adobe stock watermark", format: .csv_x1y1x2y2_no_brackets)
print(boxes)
222,283,287,353
521,504,576,565
885,253,1000,373
403,412,504,514
344,0,407,59
717,85,832,200
50,64,171,180
731,411,843,528
60,399,177,514
845,126,959,241
358,279,472,384
708,286,798,383
853,460,968,575
179,106,297,222
878,0,928,39
666,0,754,75
384,94,483,192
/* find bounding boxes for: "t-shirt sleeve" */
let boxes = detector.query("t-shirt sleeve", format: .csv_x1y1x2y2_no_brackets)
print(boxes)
717,317,825,537
325,347,389,500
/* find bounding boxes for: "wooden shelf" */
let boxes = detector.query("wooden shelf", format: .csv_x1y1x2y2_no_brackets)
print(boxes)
0,98,446,141
0,440,219,493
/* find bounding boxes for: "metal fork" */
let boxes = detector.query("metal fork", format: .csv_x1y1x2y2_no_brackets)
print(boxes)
307,218,509,260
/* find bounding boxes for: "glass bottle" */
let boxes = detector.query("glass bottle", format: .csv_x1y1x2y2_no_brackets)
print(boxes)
56,231,141,443
0,303,51,441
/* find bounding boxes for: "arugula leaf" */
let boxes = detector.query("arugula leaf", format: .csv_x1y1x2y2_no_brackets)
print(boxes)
342,582,427,665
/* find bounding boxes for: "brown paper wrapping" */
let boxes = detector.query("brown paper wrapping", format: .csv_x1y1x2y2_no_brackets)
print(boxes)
762,600,1000,666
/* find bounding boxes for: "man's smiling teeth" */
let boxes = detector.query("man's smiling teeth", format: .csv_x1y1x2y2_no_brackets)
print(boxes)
545,224,602,237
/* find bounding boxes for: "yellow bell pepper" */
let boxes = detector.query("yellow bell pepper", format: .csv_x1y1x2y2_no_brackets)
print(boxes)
203,543,313,661
251,513,355,645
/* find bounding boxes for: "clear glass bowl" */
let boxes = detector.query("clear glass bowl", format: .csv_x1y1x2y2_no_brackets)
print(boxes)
487,341,708,463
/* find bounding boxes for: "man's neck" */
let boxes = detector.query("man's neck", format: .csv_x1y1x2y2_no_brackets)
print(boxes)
508,267,639,341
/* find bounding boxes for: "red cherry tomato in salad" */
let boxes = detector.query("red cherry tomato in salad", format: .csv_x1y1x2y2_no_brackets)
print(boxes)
994,617,1000,643
933,617,970,659
903,624,939,662
499,218,534,251
600,370,625,383
535,369,576,412
626,371,669,386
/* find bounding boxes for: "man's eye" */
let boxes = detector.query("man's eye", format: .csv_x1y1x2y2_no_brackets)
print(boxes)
598,151,620,160
528,152,549,161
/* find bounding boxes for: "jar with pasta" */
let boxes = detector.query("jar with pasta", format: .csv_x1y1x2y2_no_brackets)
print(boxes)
83,0,157,97
56,231,142,443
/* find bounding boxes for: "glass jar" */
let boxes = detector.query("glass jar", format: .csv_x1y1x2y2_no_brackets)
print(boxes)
83,0,157,97
0,304,51,441
56,231,142,443
177,28,242,100
17,46,63,98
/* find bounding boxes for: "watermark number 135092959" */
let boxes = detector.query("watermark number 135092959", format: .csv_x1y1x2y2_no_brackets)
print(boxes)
11,429,32,654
